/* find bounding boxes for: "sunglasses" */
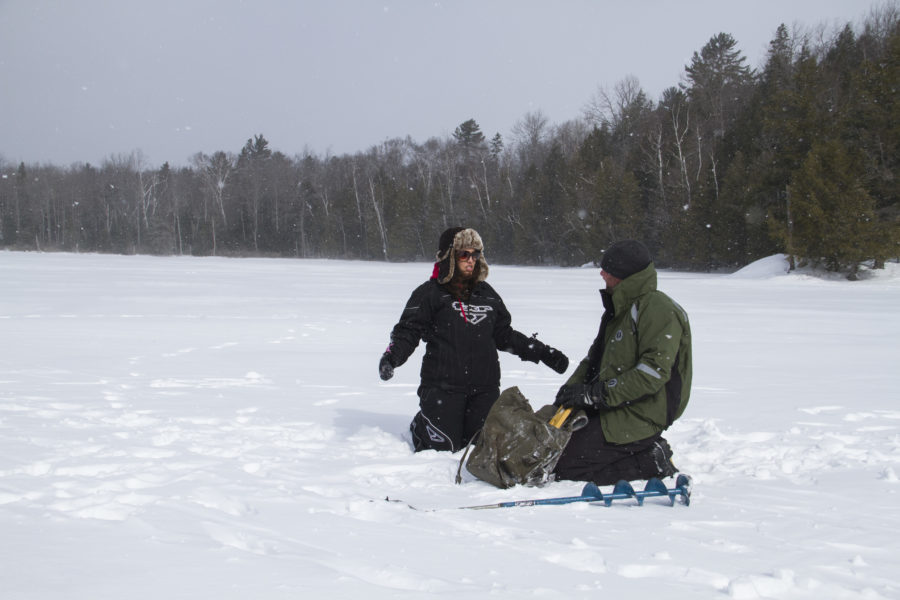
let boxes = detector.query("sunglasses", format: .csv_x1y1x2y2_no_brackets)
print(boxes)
457,249,482,261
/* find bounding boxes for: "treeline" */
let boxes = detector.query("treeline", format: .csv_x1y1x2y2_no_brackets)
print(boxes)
2,8,898,276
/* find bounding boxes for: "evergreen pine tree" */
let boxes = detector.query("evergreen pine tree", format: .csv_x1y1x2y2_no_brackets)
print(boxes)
788,140,880,277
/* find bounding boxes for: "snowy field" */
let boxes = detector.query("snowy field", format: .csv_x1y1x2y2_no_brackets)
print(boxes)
1,250,899,600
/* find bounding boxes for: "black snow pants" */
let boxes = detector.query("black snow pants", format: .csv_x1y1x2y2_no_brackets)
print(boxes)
553,415,676,485
409,384,498,452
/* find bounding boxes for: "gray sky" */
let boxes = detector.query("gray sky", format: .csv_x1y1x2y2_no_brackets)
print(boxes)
0,0,880,167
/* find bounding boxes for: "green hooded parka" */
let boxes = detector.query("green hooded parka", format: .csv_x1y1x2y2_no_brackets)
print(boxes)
566,263,692,444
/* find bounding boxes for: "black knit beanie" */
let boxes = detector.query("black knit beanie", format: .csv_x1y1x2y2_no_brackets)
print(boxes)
437,227,465,259
600,240,652,280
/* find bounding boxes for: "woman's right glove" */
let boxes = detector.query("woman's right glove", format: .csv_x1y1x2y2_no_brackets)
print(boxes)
378,352,395,381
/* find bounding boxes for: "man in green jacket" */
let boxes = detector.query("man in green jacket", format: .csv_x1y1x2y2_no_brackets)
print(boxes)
553,240,692,484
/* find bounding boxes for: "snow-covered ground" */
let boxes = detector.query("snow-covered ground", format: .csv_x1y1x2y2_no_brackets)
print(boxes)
1,251,898,599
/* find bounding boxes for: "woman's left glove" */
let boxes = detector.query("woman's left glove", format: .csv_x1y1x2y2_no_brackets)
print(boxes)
540,345,569,374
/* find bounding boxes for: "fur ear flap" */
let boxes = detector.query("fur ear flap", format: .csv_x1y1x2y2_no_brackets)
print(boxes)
434,258,454,283
434,227,462,283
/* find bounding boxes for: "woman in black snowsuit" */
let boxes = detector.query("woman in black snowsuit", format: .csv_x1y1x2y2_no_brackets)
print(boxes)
379,227,569,452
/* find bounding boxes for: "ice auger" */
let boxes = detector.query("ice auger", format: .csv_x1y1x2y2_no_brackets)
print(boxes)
460,474,692,510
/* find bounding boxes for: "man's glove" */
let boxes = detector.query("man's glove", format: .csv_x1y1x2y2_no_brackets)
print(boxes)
378,353,395,381
540,345,569,374
554,381,604,410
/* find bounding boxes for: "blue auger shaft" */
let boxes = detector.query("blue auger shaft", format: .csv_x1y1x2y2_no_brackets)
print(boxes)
460,475,691,510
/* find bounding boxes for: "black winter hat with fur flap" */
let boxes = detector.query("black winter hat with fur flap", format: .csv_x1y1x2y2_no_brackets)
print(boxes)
432,227,489,284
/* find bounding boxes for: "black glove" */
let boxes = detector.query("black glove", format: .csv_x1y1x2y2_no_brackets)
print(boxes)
540,345,569,374
554,381,604,410
553,385,570,407
378,353,395,381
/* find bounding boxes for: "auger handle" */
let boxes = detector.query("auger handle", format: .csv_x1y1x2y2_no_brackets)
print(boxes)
549,407,571,428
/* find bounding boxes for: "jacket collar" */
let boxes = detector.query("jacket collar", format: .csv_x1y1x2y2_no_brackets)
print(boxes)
603,263,657,315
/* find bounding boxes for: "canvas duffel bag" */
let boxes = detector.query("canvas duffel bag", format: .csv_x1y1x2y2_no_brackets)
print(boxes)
456,386,587,488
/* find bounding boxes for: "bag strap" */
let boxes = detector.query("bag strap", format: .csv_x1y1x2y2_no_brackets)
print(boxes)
454,428,482,484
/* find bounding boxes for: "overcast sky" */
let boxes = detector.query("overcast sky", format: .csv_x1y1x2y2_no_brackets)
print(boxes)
0,0,882,168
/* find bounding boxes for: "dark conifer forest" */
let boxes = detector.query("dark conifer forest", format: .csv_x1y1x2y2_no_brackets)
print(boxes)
2,8,898,277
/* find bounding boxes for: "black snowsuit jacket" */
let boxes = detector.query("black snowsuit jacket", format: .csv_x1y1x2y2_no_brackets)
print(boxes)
387,278,543,392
